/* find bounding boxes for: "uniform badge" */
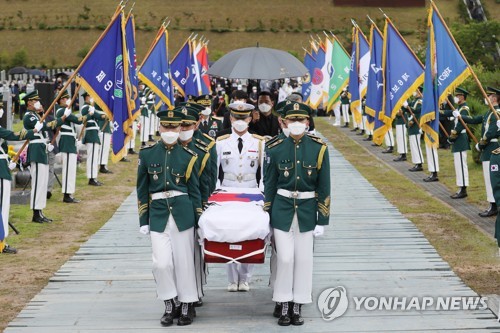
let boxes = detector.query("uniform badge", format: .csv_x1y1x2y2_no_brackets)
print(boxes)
307,169,312,177
492,164,499,172
208,129,216,138
153,171,158,181
284,168,289,177
250,161,255,167
175,177,180,184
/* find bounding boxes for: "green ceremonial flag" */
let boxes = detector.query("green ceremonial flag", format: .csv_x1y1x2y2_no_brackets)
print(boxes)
327,39,351,110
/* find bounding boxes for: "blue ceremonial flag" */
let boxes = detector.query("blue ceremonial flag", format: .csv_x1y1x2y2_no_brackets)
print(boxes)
302,49,315,103
171,39,197,98
124,13,140,119
77,11,130,163
420,3,472,147
349,27,362,125
366,23,388,145
138,26,174,109
309,41,326,109
380,18,424,126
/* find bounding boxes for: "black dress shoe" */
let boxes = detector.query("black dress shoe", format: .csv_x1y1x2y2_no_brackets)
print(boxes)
290,303,304,326
128,148,137,155
371,143,381,147
451,187,467,199
99,166,113,174
63,194,81,203
273,302,282,318
46,191,52,199
341,123,349,128
408,164,423,172
479,203,498,217
394,154,407,162
277,302,291,326
423,172,439,182
32,210,45,223
120,157,131,162
88,178,103,186
362,135,373,141
177,303,194,326
40,211,53,223
160,299,175,327
350,128,359,132
356,131,365,136
382,147,394,153
2,244,18,254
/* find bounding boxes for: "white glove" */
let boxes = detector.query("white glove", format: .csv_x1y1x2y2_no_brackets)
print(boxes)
139,225,150,235
452,110,460,118
148,94,154,100
64,107,72,117
47,143,54,152
8,161,16,170
0,108,4,118
89,106,95,115
475,143,481,152
65,99,71,107
402,100,408,108
141,97,147,104
76,140,82,147
313,225,324,237
419,128,423,135
89,98,94,104
496,120,500,129
34,121,43,132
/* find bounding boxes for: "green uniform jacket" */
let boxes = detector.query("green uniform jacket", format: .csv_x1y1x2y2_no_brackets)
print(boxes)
184,140,211,205
97,110,111,134
264,134,331,232
489,147,500,246
137,142,202,232
193,130,217,194
55,106,86,154
23,110,63,164
462,106,500,161
140,105,149,117
0,128,36,180
395,111,405,126
340,92,350,105
81,104,106,144
405,99,421,136
442,103,471,153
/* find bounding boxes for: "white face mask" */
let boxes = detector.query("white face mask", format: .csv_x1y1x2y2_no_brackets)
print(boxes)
259,103,272,113
485,98,490,105
453,96,460,104
282,127,290,137
34,101,42,110
179,129,194,141
232,120,248,132
201,108,211,116
288,122,307,136
90,98,94,104
412,92,418,97
160,131,179,145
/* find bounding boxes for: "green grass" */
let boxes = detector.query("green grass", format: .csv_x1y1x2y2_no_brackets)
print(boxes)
316,118,499,295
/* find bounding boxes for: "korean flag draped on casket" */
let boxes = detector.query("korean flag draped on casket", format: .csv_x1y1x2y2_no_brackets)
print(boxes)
77,11,131,162
198,187,270,243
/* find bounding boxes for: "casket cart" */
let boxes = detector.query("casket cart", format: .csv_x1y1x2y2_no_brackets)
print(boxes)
198,187,270,264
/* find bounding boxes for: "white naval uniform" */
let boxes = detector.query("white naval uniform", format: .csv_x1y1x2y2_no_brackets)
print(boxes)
216,131,264,284
395,124,408,154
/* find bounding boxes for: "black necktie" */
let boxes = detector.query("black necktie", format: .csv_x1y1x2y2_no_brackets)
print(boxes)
204,120,208,127
238,137,243,153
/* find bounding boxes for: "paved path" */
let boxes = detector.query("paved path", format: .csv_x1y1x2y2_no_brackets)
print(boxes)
6,134,499,332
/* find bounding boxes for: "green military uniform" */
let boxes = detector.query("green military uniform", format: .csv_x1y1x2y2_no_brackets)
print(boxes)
442,102,471,153
0,128,36,180
23,108,63,164
96,105,112,171
81,102,106,144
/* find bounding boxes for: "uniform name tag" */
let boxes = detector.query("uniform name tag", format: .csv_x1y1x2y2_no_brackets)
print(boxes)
229,244,242,250
223,152,231,155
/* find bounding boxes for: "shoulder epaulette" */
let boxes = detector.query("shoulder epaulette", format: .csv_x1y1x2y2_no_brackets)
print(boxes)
195,143,208,153
252,134,265,141
140,142,157,150
267,138,284,149
308,135,326,145
202,132,215,142
195,138,209,147
265,135,280,146
183,146,198,156
216,134,230,142
307,133,323,140
212,116,223,122
492,147,500,155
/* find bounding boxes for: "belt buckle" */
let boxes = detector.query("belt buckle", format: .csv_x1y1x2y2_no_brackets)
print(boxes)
164,191,171,198
237,174,243,182
291,191,299,198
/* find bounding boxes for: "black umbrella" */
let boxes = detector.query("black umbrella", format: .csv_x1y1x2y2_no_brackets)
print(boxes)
28,69,47,77
8,66,28,75
207,46,307,80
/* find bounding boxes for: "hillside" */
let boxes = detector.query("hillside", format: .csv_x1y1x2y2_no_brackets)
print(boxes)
0,0,495,68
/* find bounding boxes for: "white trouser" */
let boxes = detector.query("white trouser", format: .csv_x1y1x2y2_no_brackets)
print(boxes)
396,124,408,154
341,104,350,124
86,143,101,179
61,152,77,194
30,162,49,210
454,151,469,187
127,121,137,149
227,260,254,284
149,112,156,136
269,236,277,289
409,134,424,164
194,237,206,298
384,127,394,148
425,144,439,172
359,114,366,131
482,161,495,202
150,215,198,303
99,132,111,166
272,213,313,304
363,116,372,134
333,106,341,125
140,116,150,142
1,179,11,239
351,113,358,129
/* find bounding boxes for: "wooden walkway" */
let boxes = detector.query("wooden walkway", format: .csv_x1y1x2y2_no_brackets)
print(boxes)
5,136,499,332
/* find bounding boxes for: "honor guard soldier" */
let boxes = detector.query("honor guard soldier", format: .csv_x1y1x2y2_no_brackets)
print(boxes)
485,87,500,255
340,88,350,128
55,90,85,203
442,88,472,198
394,108,408,161
96,104,113,174
463,87,500,217
196,95,222,139
80,92,105,186
178,105,212,307
0,104,41,253
216,101,265,292
405,93,425,172
23,90,70,223
139,87,151,147
137,109,202,327
264,102,330,326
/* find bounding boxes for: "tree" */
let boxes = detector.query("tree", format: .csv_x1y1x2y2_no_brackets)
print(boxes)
9,48,28,67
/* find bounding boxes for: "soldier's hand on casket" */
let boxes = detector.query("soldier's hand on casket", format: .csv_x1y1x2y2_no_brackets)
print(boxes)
139,225,150,235
313,225,324,237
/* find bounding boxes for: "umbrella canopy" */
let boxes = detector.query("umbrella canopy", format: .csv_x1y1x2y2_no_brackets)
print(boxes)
8,66,28,75
207,46,307,80
28,69,47,77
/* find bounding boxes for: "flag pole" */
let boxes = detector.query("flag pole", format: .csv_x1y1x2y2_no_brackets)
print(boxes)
12,5,124,163
430,0,499,120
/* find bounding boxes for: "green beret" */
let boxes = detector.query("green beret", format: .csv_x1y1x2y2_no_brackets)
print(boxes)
23,90,40,102
156,109,184,126
283,102,310,119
